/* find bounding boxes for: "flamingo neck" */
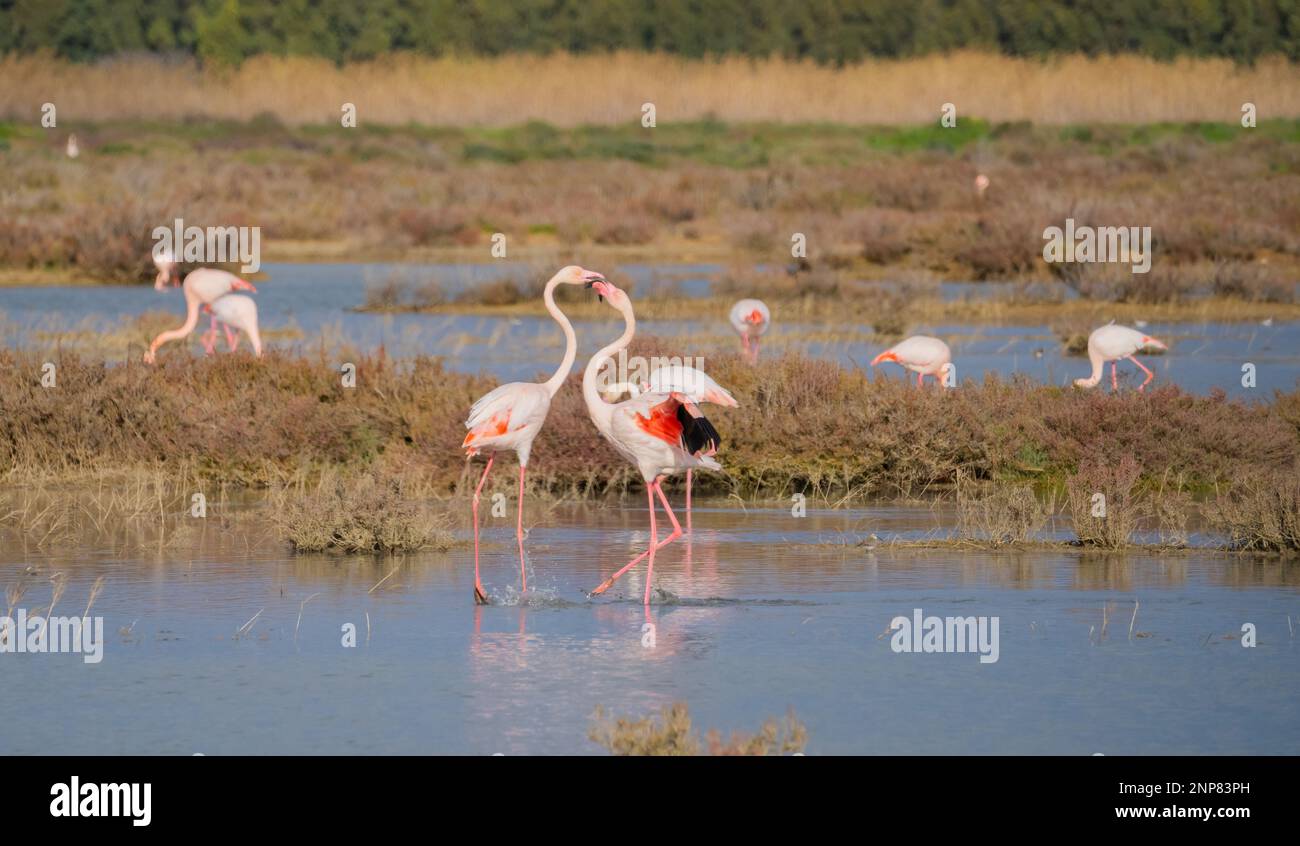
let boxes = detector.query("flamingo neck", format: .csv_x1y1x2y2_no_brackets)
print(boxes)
540,274,577,397
1078,349,1105,387
149,289,202,355
583,298,637,433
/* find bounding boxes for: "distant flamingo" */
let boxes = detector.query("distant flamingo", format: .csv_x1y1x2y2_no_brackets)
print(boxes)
153,252,255,352
1074,323,1168,391
202,294,262,356
584,279,722,604
607,365,737,530
974,173,989,200
144,263,258,363
729,299,770,363
462,265,606,604
871,335,953,387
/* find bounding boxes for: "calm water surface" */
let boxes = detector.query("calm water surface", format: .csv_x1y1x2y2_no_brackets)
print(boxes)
2,501,1297,755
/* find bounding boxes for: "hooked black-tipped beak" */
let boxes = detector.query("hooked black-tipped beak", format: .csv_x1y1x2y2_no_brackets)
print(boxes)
585,276,608,302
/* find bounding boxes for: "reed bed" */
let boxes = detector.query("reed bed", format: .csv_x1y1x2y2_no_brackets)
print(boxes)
3,52,1298,126
589,702,807,756
1,347,1295,506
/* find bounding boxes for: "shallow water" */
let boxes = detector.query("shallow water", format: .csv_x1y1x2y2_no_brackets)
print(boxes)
2,501,1297,755
2,262,1295,396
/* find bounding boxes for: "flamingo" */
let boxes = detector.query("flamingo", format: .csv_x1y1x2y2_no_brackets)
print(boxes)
151,253,256,354
462,265,607,604
871,335,953,387
201,294,262,356
974,173,989,200
1074,323,1168,391
729,299,770,363
144,265,258,363
583,278,723,604
606,365,737,530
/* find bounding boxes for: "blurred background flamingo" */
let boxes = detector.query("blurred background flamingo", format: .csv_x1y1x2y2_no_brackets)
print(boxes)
871,335,953,387
461,265,605,604
145,255,257,363
1074,323,1168,391
729,298,770,363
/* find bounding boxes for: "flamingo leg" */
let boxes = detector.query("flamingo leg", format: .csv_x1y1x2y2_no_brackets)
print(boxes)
752,337,760,362
225,325,238,352
471,455,495,605
1128,355,1155,391
685,468,692,533
516,464,527,594
588,478,682,598
1111,361,1118,392
917,372,924,388
644,483,658,605
741,335,751,360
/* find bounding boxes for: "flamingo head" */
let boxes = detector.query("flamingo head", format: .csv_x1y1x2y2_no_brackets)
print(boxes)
152,249,178,290
1140,335,1167,351
560,265,606,287
871,350,899,367
586,278,627,308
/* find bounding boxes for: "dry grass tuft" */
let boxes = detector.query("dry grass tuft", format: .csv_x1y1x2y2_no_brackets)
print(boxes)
589,702,807,756
273,472,453,554
1067,456,1145,548
1209,469,1300,553
955,472,1047,546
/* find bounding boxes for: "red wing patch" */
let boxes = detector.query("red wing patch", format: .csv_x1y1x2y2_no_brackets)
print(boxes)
462,412,510,449
635,399,684,447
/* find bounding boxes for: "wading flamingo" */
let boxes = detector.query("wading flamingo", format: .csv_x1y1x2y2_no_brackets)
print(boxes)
462,265,607,604
144,265,258,363
607,365,737,530
1074,323,1168,391
584,279,722,604
729,299,770,363
153,252,256,353
202,294,262,356
871,335,953,387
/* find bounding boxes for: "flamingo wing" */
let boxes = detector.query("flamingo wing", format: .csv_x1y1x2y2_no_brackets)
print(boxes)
463,382,549,449
646,365,739,407
615,392,722,457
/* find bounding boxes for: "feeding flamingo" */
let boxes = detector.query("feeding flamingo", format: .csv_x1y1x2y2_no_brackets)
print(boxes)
144,265,258,363
152,252,257,354
606,364,737,530
729,299,770,363
461,265,607,604
871,335,953,387
583,278,722,604
1074,323,1168,391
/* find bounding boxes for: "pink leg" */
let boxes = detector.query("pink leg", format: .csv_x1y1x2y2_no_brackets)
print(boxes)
752,339,760,362
1128,355,1154,391
471,455,495,604
644,483,657,605
517,464,527,593
1111,361,1118,392
917,372,924,388
589,477,683,597
685,468,693,533
225,325,238,352
741,335,751,360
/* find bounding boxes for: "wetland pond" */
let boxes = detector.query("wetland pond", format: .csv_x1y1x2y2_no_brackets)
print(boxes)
2,263,1297,754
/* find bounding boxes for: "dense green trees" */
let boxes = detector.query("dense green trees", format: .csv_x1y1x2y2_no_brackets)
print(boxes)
1,0,1297,64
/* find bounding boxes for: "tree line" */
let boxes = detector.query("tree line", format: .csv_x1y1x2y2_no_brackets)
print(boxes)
2,0,1297,65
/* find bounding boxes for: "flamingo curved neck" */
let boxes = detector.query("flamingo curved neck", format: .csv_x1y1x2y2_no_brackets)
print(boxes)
149,290,202,355
1078,350,1105,387
583,299,637,432
540,275,577,396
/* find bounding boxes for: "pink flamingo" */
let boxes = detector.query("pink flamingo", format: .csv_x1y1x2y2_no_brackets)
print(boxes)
871,335,953,387
144,261,258,363
583,279,723,604
974,173,990,200
611,364,737,531
1074,323,1168,391
462,265,607,604
201,294,262,357
729,299,770,363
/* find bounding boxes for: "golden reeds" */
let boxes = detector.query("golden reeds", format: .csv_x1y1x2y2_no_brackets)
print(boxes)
2,51,1297,126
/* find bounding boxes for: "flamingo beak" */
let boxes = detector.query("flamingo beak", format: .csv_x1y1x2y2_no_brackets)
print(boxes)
232,278,258,293
586,278,611,302
1142,336,1168,351
871,351,897,366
